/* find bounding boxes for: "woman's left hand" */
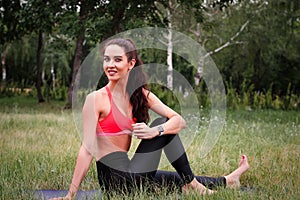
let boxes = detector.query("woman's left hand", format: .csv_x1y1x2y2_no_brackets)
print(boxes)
132,123,158,139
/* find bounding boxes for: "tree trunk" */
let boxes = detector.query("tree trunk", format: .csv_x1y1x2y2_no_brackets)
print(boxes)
102,0,129,39
65,1,130,109
167,1,173,90
111,0,129,34
1,51,7,87
195,58,204,85
65,31,84,109
167,28,173,90
65,5,86,109
36,30,45,103
190,23,203,85
191,20,249,85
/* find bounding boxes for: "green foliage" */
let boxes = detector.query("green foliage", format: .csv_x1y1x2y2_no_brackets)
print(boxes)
225,78,240,109
0,0,23,44
194,79,210,108
222,80,299,110
191,78,299,110
212,0,300,96
150,84,181,113
0,84,67,102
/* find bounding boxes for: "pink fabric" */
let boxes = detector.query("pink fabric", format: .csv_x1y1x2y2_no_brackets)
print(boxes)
96,86,136,136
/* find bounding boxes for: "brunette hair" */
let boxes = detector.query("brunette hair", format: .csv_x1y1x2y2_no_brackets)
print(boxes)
103,38,150,123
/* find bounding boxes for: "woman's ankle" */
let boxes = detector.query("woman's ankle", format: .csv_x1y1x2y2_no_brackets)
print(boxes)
182,178,213,195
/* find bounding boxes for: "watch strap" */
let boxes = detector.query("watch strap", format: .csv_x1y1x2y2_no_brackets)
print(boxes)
157,125,164,136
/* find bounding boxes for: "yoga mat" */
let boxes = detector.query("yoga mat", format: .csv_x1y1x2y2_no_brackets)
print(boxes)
34,190,102,200
34,187,255,199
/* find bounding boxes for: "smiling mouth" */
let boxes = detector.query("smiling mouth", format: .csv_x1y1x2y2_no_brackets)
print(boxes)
107,70,117,76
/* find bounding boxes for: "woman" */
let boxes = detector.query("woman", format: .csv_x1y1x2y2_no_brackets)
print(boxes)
52,38,249,199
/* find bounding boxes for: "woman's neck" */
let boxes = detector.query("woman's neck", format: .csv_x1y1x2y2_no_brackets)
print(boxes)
108,81,127,97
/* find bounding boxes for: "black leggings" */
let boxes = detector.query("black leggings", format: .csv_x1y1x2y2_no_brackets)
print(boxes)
96,118,226,192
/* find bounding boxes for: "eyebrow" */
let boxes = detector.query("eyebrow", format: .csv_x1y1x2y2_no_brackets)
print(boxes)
103,55,123,58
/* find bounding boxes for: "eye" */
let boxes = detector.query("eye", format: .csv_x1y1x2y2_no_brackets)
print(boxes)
103,57,110,62
115,58,122,62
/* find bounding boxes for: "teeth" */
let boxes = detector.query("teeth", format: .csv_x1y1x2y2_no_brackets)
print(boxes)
108,70,117,75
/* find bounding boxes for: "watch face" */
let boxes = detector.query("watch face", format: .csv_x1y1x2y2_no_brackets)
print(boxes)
158,125,164,132
158,125,164,136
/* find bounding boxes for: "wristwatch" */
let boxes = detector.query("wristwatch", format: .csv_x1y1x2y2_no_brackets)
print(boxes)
157,125,164,136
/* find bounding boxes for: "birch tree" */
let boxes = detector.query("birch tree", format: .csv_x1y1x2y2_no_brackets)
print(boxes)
1,44,10,86
155,0,184,90
165,0,180,90
190,19,249,85
190,0,271,85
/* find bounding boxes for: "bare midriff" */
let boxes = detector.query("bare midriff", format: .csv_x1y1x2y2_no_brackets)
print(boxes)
95,134,132,161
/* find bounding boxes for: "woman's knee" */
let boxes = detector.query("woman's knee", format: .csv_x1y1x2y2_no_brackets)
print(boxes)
149,117,168,128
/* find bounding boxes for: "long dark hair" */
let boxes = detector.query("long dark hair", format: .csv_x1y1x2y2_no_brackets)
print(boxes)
103,38,150,123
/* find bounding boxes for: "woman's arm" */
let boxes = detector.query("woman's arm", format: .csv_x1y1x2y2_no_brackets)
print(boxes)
132,91,186,139
50,145,93,200
66,145,93,198
148,91,186,133
68,92,101,196
51,92,103,200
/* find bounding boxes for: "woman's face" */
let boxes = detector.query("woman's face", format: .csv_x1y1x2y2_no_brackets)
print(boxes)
103,44,135,82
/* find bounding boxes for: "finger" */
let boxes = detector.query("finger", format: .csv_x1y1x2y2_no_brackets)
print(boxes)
134,122,145,125
132,132,143,137
132,128,145,133
133,126,147,132
132,126,143,130
132,126,142,131
132,123,146,128
139,136,151,140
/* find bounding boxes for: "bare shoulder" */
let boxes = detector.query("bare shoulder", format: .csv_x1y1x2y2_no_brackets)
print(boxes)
94,87,108,99
142,88,160,105
84,87,109,108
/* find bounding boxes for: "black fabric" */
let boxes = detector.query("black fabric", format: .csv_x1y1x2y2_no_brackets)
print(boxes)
154,170,226,190
96,117,226,193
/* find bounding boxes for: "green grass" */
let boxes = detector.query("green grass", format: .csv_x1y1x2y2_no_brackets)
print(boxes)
0,96,299,199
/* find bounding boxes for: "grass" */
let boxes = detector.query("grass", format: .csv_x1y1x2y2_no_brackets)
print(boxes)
0,96,299,199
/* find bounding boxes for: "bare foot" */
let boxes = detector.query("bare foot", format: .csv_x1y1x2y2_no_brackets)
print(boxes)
224,155,250,188
182,178,215,195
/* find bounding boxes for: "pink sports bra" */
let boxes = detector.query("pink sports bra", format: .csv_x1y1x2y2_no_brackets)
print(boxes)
96,86,136,136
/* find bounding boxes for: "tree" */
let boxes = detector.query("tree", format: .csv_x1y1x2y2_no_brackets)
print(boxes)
0,0,23,44
155,0,178,90
207,0,300,94
20,0,63,102
0,0,23,87
153,0,237,89
155,0,199,90
1,44,10,86
65,0,159,108
64,1,87,109
190,19,249,85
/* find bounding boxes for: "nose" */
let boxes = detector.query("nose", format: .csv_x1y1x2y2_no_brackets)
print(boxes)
107,60,116,67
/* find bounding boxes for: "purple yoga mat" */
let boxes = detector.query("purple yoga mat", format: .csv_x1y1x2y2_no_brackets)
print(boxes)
34,190,102,200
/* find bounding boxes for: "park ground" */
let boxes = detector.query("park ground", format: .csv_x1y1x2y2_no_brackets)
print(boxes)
0,96,299,200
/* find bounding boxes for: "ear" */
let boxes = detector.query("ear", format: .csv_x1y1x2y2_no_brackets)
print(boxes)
128,59,136,70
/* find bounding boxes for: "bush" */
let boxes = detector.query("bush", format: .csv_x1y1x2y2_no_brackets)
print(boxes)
194,79,299,111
